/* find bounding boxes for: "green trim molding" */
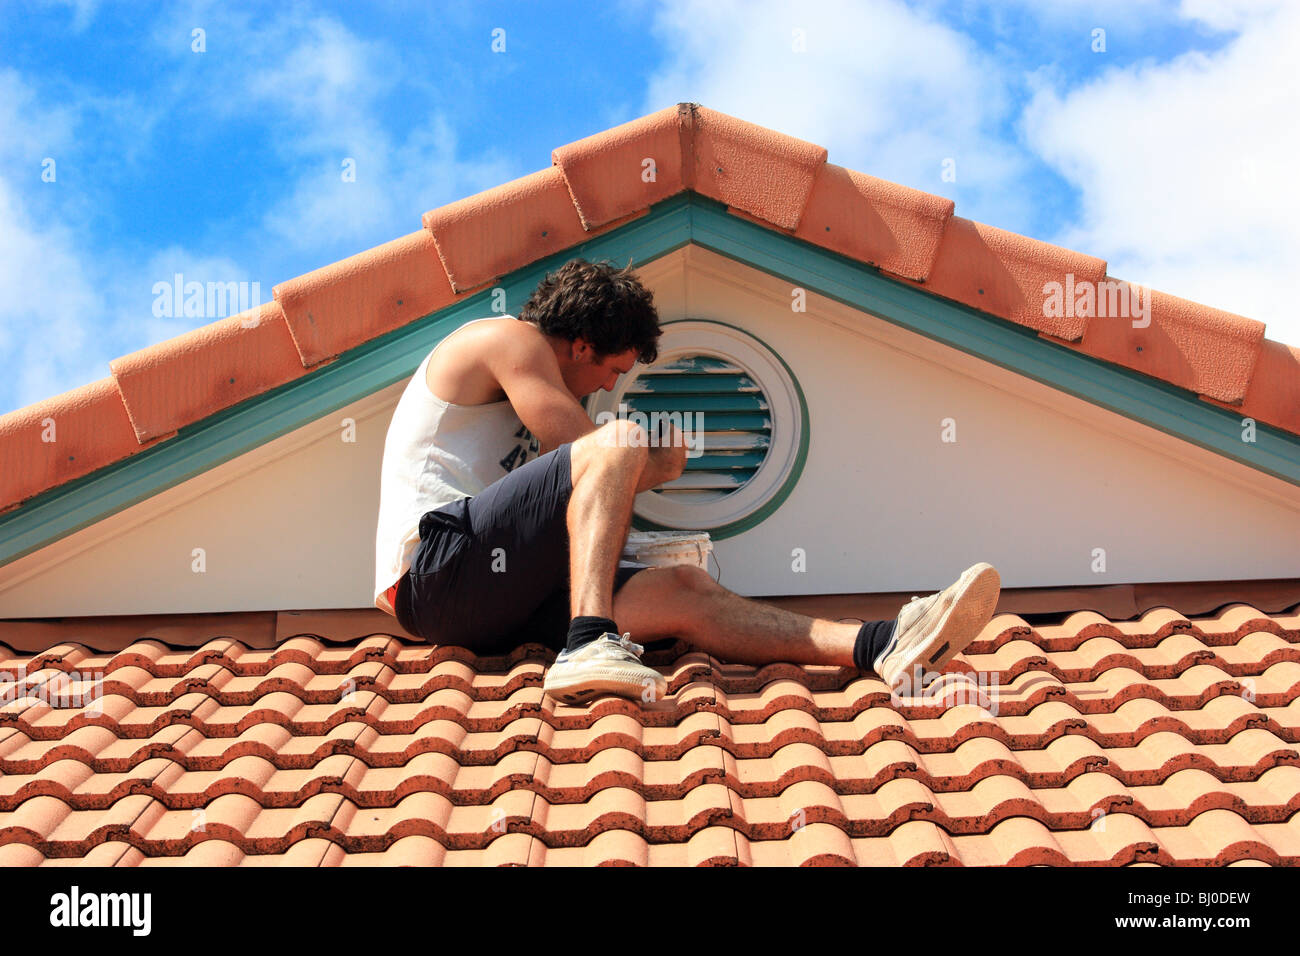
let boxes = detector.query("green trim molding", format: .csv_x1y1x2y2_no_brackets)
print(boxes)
2,192,1298,570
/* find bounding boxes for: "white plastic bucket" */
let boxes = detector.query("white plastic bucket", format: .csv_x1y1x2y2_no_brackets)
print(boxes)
622,530,713,571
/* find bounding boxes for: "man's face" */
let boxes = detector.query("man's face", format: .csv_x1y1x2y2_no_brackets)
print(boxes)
569,340,638,398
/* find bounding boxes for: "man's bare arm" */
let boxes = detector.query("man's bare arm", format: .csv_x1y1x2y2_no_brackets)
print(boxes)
487,329,687,487
486,330,598,453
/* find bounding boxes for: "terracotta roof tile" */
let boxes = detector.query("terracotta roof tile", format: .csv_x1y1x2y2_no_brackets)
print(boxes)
1204,338,1300,433
2,600,1297,865
272,229,456,368
108,301,303,443
905,215,1108,341
795,163,954,281
552,104,690,229
0,377,157,517
1046,282,1267,404
422,166,609,295
2,103,1298,512
689,105,827,231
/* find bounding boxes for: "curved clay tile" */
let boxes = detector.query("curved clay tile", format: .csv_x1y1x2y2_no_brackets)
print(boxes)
909,215,1108,341
0,376,151,517
552,104,692,229
795,163,954,281
108,300,303,443
2,605,1298,864
1204,338,1300,435
423,165,600,294
1,103,1296,516
1048,281,1266,404
274,229,454,368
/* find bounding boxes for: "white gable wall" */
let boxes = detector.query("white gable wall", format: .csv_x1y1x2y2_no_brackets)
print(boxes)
664,247,1300,595
0,387,398,616
0,245,1296,616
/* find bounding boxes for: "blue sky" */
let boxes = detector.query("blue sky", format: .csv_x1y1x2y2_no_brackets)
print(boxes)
2,0,1296,418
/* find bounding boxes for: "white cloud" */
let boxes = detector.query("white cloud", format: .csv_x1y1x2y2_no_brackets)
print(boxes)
134,246,260,344
242,16,391,127
1022,0,1300,342
0,68,79,163
1178,0,1287,31
643,0,1300,346
0,65,261,417
641,0,1036,234
149,2,516,252
937,0,1175,32
37,0,99,33
0,176,102,407
0,3,513,416
0,69,103,413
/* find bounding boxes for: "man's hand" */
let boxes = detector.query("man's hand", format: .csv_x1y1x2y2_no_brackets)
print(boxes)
634,420,688,493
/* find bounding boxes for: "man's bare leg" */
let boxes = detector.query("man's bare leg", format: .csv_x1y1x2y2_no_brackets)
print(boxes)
611,564,860,667
566,419,651,620
566,419,861,668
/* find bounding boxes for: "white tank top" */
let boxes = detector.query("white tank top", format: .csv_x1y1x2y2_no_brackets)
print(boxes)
372,315,541,614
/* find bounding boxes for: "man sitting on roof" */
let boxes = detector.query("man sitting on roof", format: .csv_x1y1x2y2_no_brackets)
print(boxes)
373,257,1002,705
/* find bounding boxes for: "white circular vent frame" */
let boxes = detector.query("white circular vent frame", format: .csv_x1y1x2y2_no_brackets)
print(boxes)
585,319,809,537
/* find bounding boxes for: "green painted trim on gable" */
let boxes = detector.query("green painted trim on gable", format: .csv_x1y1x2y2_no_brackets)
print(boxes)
2,191,1297,572
681,194,1300,489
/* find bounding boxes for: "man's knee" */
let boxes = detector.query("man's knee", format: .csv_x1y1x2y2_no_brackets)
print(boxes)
593,418,650,451
664,563,717,594
571,419,649,485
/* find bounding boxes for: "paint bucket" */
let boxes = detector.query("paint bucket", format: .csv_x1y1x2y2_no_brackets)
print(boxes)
622,530,713,572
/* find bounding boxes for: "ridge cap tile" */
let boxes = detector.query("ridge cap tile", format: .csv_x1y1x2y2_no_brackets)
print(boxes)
5,106,1300,511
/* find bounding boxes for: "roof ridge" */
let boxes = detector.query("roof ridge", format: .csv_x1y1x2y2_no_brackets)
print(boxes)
1,103,1296,515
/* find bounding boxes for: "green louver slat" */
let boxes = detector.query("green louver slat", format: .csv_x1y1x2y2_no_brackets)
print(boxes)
701,433,770,451
650,356,739,373
658,471,755,490
626,373,759,394
622,393,767,414
684,453,766,470
621,353,774,499
687,413,771,431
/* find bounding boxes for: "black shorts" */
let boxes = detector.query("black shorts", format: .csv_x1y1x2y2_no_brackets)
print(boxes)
393,441,652,654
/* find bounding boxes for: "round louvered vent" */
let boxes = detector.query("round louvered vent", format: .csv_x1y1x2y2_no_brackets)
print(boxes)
585,319,809,538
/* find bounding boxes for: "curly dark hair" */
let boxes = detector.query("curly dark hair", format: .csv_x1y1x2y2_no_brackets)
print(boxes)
518,258,660,364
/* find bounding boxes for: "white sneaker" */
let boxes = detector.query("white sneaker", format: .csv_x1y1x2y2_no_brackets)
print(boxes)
875,562,1001,689
542,632,668,705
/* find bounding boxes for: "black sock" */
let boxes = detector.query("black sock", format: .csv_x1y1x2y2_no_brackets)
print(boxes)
565,615,618,653
853,619,898,673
